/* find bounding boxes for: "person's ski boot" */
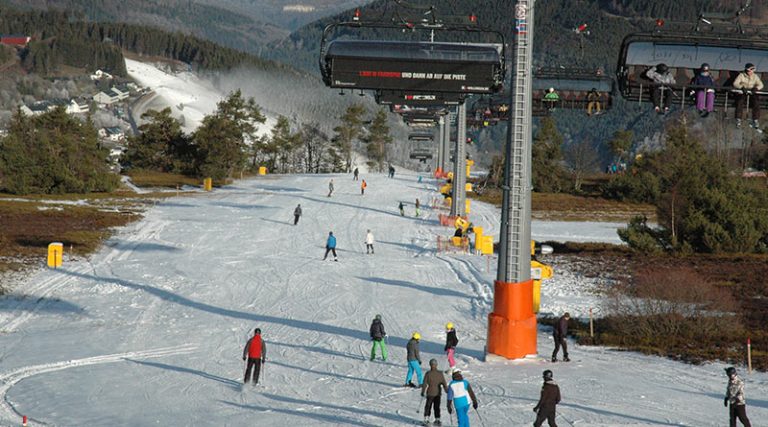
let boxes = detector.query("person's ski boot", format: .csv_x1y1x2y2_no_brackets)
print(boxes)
433,419,442,426
563,357,571,362
551,357,558,363
405,381,417,388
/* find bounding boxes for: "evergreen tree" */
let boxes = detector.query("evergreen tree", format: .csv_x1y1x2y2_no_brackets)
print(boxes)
124,108,191,173
332,104,366,173
364,109,393,172
532,116,567,193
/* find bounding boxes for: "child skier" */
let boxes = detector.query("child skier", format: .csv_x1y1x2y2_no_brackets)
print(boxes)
444,322,458,372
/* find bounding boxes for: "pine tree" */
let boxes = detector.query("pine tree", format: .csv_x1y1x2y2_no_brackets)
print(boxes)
364,109,393,172
532,116,566,193
332,104,366,173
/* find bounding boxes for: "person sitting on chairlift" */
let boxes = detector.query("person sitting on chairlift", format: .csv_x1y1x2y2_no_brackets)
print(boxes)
691,63,715,118
734,63,764,133
646,63,675,114
543,87,560,111
587,88,602,116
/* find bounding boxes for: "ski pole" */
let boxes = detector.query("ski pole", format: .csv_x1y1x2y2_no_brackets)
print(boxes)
475,407,486,427
415,394,424,414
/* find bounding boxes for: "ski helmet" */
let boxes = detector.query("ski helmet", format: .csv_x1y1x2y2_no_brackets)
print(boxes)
543,370,553,381
254,328,261,334
412,332,421,340
429,359,438,367
375,314,382,321
446,322,454,330
725,367,737,377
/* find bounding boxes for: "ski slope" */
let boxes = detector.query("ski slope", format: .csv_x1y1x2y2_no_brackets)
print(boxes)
0,172,765,426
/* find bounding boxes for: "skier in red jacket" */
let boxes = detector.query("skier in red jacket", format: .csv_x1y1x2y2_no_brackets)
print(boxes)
242,328,267,384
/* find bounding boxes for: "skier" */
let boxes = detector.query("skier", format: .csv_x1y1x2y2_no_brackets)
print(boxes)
405,332,423,387
365,229,375,254
724,367,752,427
353,167,359,181
533,369,561,427
415,198,421,217
444,322,458,372
293,204,302,225
551,312,570,362
242,328,267,385
328,179,334,197
446,370,478,427
399,201,405,216
322,231,338,261
361,179,367,195
369,314,387,361
421,359,448,426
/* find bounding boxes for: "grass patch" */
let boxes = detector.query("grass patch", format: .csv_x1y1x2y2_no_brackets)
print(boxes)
127,170,203,188
470,188,656,222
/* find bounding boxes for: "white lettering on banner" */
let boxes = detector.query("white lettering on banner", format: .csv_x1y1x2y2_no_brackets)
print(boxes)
402,72,413,78
399,72,466,81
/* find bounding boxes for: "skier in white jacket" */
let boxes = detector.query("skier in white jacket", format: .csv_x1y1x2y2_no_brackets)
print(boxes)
365,230,375,254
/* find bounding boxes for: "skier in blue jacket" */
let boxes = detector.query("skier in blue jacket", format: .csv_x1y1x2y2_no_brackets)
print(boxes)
447,370,478,427
323,231,338,261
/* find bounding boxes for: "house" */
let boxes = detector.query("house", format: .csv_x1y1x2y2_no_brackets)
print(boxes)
93,90,120,105
0,35,31,47
110,86,130,100
103,126,125,142
90,69,113,81
19,101,53,116
65,98,90,114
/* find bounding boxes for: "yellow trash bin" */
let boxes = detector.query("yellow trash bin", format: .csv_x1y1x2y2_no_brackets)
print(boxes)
258,166,267,175
203,177,213,191
47,242,63,268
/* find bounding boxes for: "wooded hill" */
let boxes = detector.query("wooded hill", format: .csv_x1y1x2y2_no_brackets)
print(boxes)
0,6,296,77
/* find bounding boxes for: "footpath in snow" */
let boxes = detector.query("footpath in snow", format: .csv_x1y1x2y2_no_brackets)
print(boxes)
0,172,765,426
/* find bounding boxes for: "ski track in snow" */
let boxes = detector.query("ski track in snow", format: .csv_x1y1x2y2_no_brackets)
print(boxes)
0,172,765,426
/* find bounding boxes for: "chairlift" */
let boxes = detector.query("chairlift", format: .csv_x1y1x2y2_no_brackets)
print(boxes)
408,133,434,141
616,8,768,109
319,8,506,95
409,147,433,162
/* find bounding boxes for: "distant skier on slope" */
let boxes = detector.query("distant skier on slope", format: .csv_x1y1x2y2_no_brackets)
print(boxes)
421,359,448,426
365,229,375,254
533,369,561,427
724,367,752,427
405,332,423,387
551,312,570,362
446,370,477,427
323,231,338,261
353,167,359,181
369,314,387,361
328,179,334,197
361,179,367,195
399,201,405,216
415,198,421,217
444,322,459,372
293,204,302,225
242,328,266,385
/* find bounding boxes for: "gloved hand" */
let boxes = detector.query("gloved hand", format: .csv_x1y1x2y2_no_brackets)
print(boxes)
421,391,425,397
261,358,265,364
724,397,728,407
533,407,539,413
472,402,478,410
242,356,246,361
743,88,751,95
447,405,453,415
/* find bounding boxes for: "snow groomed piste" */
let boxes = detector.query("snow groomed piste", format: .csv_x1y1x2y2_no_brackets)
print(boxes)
0,171,766,426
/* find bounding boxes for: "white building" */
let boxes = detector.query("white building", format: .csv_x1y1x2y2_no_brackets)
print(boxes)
90,69,113,80
65,99,90,114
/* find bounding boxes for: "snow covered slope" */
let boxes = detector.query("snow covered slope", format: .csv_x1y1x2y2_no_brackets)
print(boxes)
0,172,765,426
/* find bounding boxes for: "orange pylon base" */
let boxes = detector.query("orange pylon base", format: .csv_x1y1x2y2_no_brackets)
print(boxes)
487,279,537,359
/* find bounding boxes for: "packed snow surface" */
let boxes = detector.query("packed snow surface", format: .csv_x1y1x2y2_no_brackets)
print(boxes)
0,172,765,426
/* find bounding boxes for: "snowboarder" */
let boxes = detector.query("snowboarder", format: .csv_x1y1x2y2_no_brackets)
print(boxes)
405,332,423,387
399,201,405,216
551,312,570,362
444,322,458,372
365,229,374,254
422,359,448,426
724,367,752,427
353,167,359,181
533,369,561,427
323,231,338,261
369,314,387,361
242,328,267,385
361,179,367,195
293,204,302,225
446,370,477,427
415,198,421,217
328,179,334,197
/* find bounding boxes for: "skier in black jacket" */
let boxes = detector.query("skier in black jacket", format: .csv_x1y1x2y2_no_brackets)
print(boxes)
369,314,387,361
533,370,561,427
293,204,302,225
552,313,570,362
445,322,458,372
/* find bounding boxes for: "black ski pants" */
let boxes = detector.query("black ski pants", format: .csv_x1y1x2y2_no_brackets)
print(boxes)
736,92,761,121
650,86,671,110
424,395,441,419
245,358,262,384
534,407,557,427
294,215,300,225
552,334,568,360
730,404,752,427
323,247,337,259
366,244,374,254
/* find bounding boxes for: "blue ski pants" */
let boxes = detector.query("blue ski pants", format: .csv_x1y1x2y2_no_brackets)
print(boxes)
405,360,423,385
456,404,470,427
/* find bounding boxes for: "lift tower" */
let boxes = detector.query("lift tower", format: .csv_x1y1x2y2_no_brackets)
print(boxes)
487,0,536,359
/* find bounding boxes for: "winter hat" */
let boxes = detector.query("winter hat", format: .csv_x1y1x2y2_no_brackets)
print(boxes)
700,63,710,71
375,314,382,321
745,63,756,71
254,328,261,334
725,367,737,376
656,63,669,73
429,359,438,367
543,369,553,381
452,370,463,380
